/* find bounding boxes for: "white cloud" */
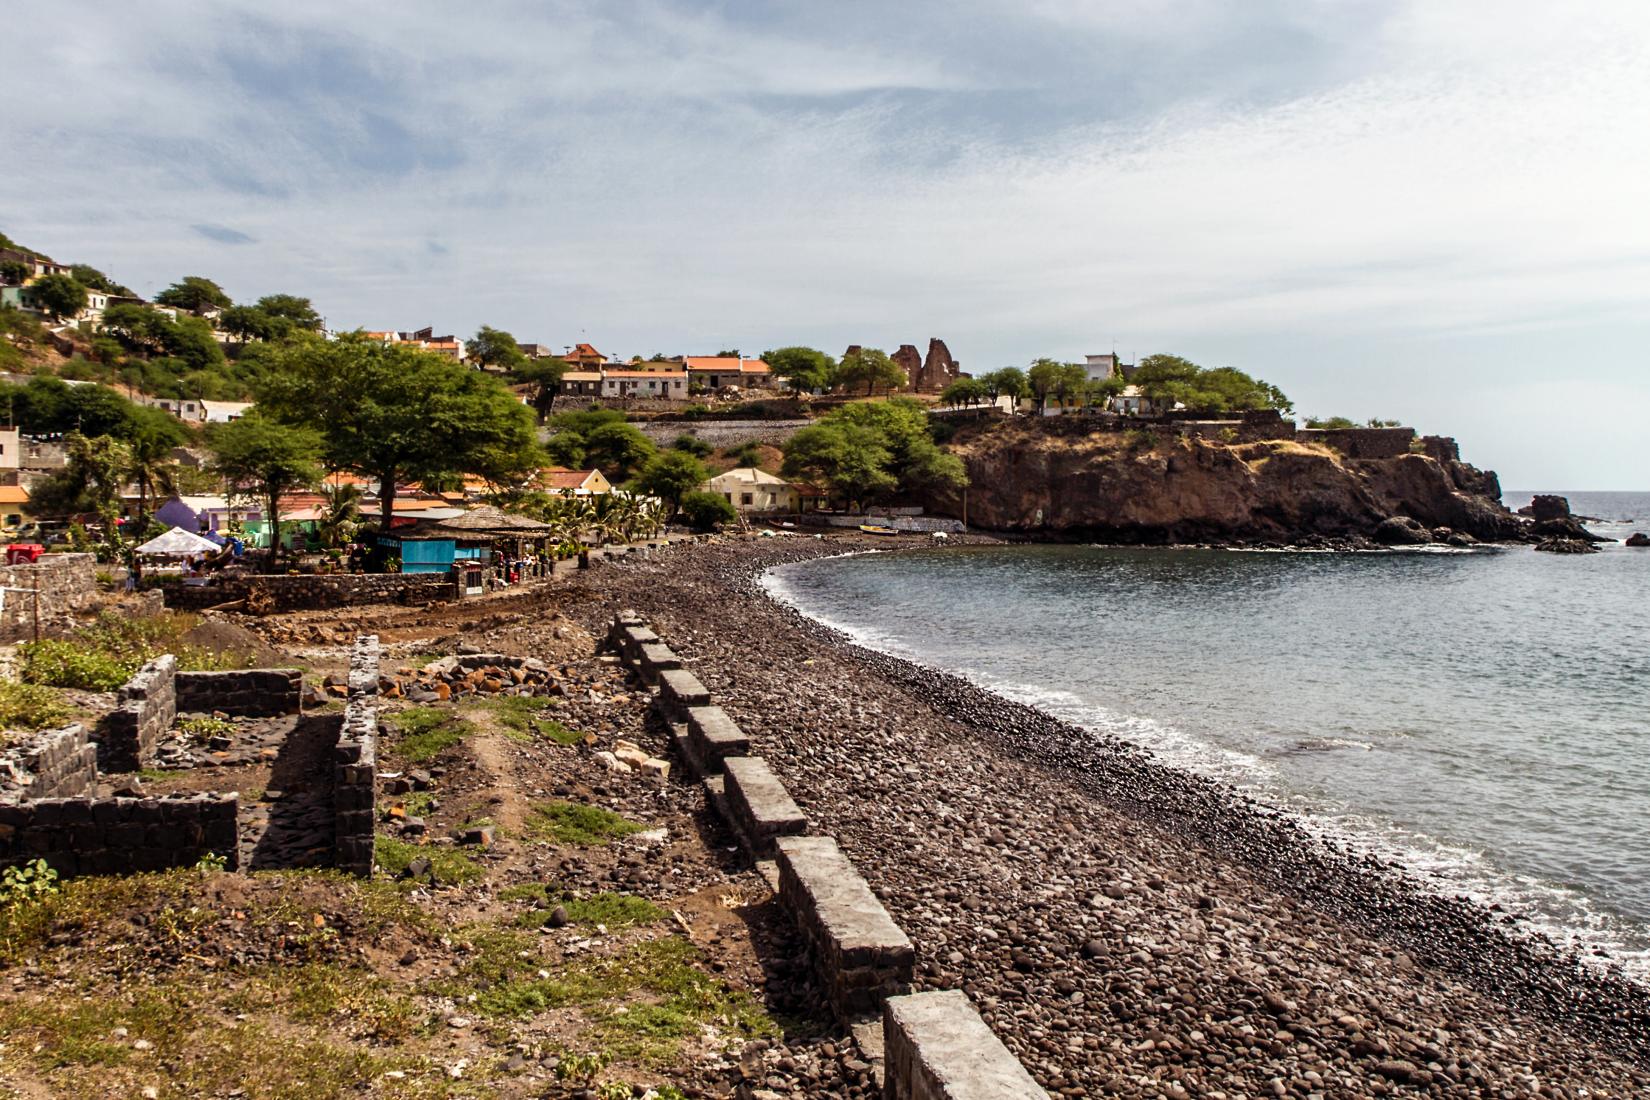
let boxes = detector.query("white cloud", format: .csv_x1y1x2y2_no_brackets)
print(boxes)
4,0,1648,483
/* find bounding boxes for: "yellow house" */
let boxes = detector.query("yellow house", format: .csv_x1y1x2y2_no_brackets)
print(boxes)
0,485,32,530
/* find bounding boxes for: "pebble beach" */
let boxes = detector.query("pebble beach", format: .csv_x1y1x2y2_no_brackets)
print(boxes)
572,534,1650,1099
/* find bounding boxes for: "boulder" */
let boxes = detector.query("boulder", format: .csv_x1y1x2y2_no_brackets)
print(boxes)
1374,516,1432,545
1625,532,1649,547
1534,537,1600,554
1520,494,1573,522
1531,516,1610,543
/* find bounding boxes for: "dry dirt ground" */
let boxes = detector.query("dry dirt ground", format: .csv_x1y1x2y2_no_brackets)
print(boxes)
0,565,874,1100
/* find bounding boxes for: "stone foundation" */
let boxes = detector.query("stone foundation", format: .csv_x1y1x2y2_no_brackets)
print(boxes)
0,725,98,800
159,572,456,613
98,655,178,772
0,553,98,643
176,669,303,717
721,756,808,856
0,793,239,875
334,636,380,877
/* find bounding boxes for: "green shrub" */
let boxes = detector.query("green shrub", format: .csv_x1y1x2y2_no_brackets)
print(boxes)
373,836,481,885
680,491,738,532
0,681,72,731
670,434,713,457
18,639,131,691
387,707,469,762
18,611,250,691
0,859,59,907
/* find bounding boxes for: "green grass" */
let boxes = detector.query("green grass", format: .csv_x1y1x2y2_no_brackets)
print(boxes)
373,836,482,886
477,696,584,745
396,790,436,818
439,932,776,1065
387,707,471,763
0,680,72,733
136,768,189,782
523,801,645,846
511,889,665,930
18,611,255,692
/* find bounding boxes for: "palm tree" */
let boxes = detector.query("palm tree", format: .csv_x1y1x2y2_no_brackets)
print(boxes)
317,481,363,549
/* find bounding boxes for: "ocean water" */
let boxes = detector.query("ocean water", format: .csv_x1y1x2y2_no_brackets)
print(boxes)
765,491,1650,979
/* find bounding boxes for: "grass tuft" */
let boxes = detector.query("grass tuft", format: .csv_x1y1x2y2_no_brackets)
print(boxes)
374,835,483,885
478,696,584,745
387,707,470,762
524,801,644,846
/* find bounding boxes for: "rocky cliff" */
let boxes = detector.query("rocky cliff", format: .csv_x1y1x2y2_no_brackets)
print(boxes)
937,420,1527,544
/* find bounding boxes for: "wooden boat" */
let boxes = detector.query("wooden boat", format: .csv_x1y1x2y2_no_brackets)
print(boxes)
858,524,900,536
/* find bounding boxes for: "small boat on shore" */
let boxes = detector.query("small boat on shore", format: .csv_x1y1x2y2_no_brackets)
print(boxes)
859,524,900,536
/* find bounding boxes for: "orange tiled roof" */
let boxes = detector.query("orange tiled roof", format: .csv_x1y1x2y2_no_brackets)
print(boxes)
0,486,30,504
541,468,600,490
603,370,686,379
683,357,771,374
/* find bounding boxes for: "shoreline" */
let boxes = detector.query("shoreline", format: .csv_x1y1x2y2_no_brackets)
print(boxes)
572,533,1650,1094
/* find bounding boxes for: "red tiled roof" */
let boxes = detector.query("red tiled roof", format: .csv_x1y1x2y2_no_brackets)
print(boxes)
541,468,600,490
683,357,771,374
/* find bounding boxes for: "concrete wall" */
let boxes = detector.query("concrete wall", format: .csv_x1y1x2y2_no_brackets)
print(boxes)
159,572,456,613
98,654,178,773
0,793,240,876
0,553,98,643
176,669,303,717
0,725,97,800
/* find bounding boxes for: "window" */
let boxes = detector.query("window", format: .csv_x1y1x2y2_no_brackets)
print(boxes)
741,493,753,506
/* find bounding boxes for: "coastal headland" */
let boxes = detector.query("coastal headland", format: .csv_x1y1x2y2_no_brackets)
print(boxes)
576,533,1649,1096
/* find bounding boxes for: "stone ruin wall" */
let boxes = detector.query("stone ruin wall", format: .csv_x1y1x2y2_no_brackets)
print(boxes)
159,571,456,613
0,552,98,643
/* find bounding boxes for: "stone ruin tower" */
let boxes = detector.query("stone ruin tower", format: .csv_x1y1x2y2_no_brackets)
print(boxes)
917,338,960,393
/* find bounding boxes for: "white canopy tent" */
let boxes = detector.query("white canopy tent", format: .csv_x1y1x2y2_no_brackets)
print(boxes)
135,527,221,556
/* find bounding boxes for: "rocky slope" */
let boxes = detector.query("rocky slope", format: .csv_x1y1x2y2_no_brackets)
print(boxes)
938,420,1527,544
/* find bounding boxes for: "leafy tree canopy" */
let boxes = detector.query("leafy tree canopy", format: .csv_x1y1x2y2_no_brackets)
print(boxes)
1132,354,1292,414
834,347,906,396
68,264,132,296
782,398,966,510
511,356,568,421
978,367,1030,403
254,294,321,330
154,276,231,313
761,346,836,393
258,334,540,526
207,412,324,568
632,450,710,513
940,378,989,407
22,274,87,320
466,325,527,373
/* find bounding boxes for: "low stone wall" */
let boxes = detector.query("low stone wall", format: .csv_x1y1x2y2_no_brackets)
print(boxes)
883,990,1047,1099
0,552,98,643
721,756,808,856
99,655,178,773
334,636,380,877
684,705,749,774
176,669,303,717
159,572,457,613
615,612,1042,1088
635,418,813,449
0,725,98,800
1297,426,1416,459
0,792,240,876
776,835,916,1020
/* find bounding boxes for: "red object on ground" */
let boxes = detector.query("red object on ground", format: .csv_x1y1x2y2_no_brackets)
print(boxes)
5,544,43,565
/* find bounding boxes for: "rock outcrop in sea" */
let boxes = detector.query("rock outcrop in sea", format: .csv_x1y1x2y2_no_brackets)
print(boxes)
935,418,1533,545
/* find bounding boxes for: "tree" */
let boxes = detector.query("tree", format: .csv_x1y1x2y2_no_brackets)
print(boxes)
782,422,896,511
466,325,528,373
582,421,656,481
978,367,1029,407
259,334,540,529
207,413,323,569
0,260,28,286
940,378,989,408
69,264,131,296
1132,354,1291,414
29,433,131,520
255,294,322,332
154,276,231,313
23,275,87,320
220,304,280,345
125,406,189,524
316,481,363,549
1026,359,1062,412
1086,374,1126,408
1053,363,1088,410
835,347,906,396
762,346,836,394
512,356,568,421
680,490,738,532
632,450,710,514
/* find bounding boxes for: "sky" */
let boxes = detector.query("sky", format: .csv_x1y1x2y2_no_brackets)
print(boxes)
4,0,1648,488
